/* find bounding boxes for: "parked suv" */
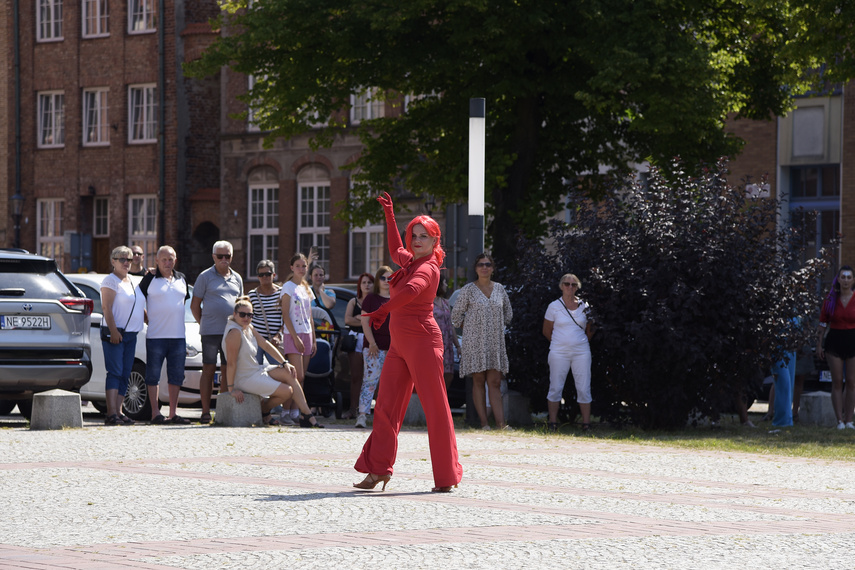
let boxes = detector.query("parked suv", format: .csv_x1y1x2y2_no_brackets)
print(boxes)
0,250,94,418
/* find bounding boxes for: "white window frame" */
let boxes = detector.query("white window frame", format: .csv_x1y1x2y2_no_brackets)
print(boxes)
247,75,260,132
128,84,157,143
247,184,279,272
37,91,65,148
82,0,109,38
36,0,63,42
350,88,385,125
37,199,65,264
128,195,157,260
297,170,331,273
82,88,109,146
349,225,384,279
93,197,109,237
128,0,156,33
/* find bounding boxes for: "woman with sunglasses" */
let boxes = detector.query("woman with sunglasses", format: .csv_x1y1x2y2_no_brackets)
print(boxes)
451,253,513,429
355,266,392,428
355,193,463,493
542,273,593,431
100,246,146,425
222,297,322,427
343,272,375,420
249,260,282,365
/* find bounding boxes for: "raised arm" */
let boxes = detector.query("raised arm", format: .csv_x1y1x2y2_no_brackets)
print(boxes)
377,192,412,268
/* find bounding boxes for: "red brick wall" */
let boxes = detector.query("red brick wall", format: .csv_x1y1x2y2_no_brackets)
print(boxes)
725,115,778,196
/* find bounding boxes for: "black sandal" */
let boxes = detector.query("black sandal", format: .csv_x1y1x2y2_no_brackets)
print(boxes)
262,414,281,426
199,413,212,424
118,414,135,425
547,422,558,433
104,414,120,426
299,413,324,428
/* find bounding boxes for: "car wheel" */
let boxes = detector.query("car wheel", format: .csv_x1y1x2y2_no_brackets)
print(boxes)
16,399,33,420
90,401,108,415
0,400,17,415
123,361,152,421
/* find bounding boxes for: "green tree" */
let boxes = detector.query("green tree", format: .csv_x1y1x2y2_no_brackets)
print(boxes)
187,0,854,265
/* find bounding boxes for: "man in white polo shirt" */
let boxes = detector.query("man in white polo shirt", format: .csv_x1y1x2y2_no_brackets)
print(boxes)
139,245,191,424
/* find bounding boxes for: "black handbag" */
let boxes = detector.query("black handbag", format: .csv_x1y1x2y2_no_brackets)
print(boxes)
100,326,125,342
341,332,358,352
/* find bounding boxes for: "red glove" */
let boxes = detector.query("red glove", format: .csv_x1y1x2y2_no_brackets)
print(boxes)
361,307,389,330
377,191,394,214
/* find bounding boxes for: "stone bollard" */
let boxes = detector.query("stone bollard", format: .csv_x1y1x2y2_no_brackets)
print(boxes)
799,391,838,427
403,394,427,426
214,392,263,427
30,389,83,430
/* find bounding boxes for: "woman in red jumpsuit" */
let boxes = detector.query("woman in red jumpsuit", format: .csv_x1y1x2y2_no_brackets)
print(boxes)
354,192,464,492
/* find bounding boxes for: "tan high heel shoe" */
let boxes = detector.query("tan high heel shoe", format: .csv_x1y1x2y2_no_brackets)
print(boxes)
431,484,458,493
353,473,391,491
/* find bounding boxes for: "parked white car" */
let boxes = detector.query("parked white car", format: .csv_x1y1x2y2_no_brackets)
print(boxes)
67,273,217,420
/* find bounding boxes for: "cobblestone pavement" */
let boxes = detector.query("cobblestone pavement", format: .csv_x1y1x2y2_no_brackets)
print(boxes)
1,407,854,569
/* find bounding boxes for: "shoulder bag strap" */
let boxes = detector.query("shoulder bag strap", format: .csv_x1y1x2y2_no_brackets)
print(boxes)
559,298,586,334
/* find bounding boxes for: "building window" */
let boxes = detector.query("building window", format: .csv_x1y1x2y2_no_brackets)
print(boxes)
37,0,63,42
128,84,157,143
350,88,385,125
297,166,331,272
82,0,108,37
247,75,260,132
94,197,109,237
129,195,157,259
83,88,109,146
128,0,156,33
248,185,279,272
790,165,840,199
349,226,384,278
37,199,64,263
37,91,65,148
790,164,841,294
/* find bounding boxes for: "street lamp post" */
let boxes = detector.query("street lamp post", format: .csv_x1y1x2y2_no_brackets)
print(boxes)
468,98,485,281
11,193,24,249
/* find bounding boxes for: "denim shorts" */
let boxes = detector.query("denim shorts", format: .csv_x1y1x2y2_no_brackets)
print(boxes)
146,337,186,386
201,334,227,365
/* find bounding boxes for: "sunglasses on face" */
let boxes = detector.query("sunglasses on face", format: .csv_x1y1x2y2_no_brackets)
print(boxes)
236,311,254,318
113,257,131,264
257,272,273,278
132,252,143,257
215,254,232,260
561,282,579,288
476,262,493,268
379,276,389,282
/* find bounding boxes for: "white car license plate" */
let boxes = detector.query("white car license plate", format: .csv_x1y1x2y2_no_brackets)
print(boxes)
820,370,832,383
1,315,51,330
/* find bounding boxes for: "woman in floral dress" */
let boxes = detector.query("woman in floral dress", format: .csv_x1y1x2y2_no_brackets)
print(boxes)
451,254,513,429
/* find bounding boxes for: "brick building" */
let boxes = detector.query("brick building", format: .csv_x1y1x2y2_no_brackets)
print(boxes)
727,84,853,286
3,0,220,278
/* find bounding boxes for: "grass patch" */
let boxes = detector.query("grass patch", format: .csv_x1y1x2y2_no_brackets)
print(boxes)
518,413,855,462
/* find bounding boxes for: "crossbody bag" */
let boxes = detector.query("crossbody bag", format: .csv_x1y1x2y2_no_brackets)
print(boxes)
101,281,137,342
559,298,592,341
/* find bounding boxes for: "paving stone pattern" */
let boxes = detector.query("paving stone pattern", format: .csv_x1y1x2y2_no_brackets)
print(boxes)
1,413,854,569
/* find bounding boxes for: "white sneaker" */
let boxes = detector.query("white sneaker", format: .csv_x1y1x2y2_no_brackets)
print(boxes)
837,421,845,430
846,422,855,430
279,414,296,426
355,414,367,429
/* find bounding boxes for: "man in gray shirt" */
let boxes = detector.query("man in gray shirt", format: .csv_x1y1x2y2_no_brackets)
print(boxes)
191,240,243,423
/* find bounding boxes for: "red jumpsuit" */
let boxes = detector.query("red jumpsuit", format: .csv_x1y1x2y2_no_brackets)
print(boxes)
354,208,463,489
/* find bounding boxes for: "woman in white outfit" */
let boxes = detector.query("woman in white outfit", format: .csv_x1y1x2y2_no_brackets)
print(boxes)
222,296,323,427
542,273,593,431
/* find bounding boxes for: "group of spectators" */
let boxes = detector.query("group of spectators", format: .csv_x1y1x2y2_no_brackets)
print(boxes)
99,241,321,427
101,238,602,434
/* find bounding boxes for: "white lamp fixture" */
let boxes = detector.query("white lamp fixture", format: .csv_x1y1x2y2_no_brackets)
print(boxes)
468,98,485,217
